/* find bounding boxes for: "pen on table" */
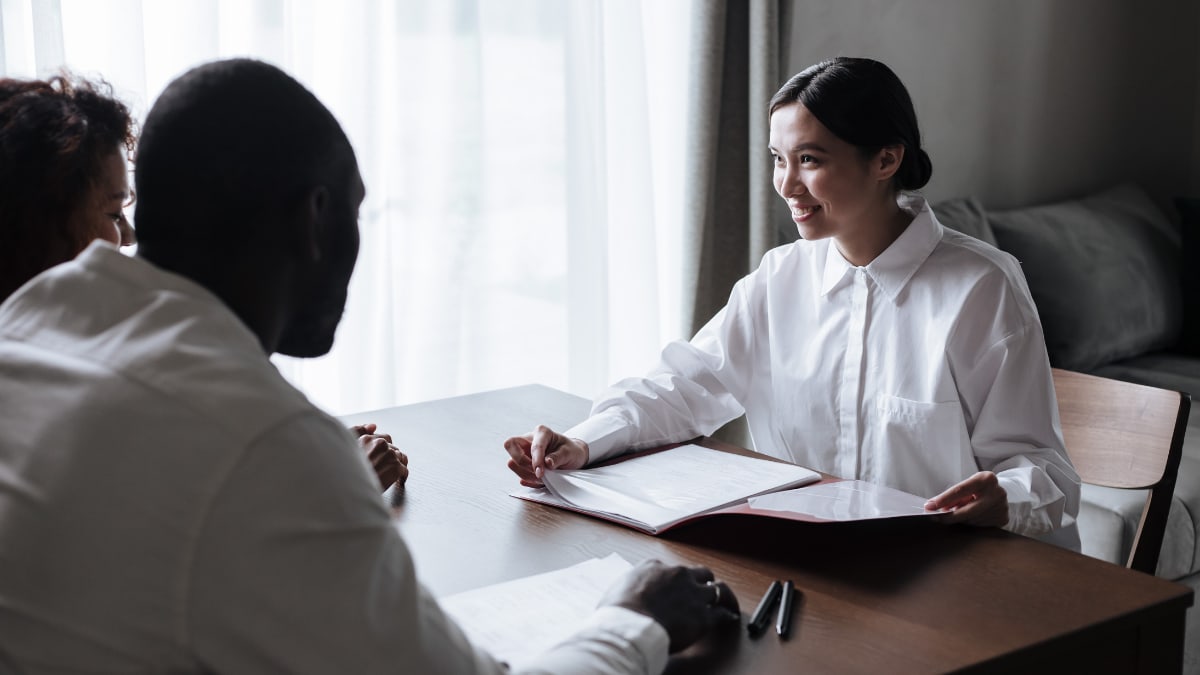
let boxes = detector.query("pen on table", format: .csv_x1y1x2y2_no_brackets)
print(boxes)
747,579,782,637
776,580,795,639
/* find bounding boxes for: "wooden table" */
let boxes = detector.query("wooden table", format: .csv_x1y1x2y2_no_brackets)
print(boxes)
342,384,1193,674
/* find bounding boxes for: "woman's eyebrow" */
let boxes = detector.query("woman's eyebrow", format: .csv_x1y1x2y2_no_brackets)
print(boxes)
768,142,829,154
791,142,827,153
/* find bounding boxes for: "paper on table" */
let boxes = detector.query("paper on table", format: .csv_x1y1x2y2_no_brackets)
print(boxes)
540,444,821,532
747,479,939,521
439,553,633,670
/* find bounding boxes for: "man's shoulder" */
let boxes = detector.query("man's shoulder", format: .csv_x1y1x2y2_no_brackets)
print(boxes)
0,248,320,445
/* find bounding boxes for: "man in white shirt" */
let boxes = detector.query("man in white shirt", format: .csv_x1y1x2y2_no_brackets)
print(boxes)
0,58,737,674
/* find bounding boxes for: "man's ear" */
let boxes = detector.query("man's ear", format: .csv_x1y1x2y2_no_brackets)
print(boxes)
873,145,905,182
299,185,331,262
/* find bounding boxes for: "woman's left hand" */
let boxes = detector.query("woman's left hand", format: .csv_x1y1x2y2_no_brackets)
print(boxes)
925,471,1008,528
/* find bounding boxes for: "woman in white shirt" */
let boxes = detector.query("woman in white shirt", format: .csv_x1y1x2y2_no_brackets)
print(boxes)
504,57,1080,549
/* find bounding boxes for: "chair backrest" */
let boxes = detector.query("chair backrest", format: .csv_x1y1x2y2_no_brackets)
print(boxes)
1052,368,1192,574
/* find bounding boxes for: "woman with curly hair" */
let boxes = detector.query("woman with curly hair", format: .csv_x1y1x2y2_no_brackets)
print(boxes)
0,74,137,301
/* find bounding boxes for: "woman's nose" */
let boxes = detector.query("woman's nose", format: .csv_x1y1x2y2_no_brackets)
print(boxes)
779,170,806,197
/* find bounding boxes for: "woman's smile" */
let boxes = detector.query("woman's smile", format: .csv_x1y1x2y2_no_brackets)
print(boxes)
789,202,822,222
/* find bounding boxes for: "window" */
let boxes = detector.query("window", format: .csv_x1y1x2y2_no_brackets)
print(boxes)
1,0,693,414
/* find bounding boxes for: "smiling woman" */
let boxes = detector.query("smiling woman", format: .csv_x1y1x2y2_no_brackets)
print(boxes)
0,73,137,301
505,57,1082,554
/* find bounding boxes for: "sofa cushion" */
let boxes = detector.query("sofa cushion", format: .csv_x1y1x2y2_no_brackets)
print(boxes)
932,196,998,247
989,184,1182,371
1078,481,1195,579
1093,352,1200,400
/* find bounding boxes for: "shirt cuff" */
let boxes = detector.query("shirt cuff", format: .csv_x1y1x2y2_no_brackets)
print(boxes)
564,410,634,465
585,606,670,675
998,475,1051,537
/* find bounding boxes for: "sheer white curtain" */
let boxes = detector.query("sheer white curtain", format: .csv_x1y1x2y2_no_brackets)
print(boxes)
1,0,693,415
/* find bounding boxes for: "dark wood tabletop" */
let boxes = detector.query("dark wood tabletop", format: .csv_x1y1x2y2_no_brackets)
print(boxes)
342,384,1193,674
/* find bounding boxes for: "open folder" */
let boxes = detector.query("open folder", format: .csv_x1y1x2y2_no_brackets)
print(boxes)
511,443,940,535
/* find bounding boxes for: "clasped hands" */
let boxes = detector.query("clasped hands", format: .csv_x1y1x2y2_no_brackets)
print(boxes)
351,422,409,490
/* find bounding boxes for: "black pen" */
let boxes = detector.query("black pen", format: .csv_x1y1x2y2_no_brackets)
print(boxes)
747,580,782,636
776,580,795,639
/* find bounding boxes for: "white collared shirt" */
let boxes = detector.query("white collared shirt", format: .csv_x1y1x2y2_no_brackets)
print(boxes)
0,242,668,674
569,195,1080,549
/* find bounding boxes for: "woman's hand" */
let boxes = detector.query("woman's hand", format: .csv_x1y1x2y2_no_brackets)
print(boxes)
503,425,589,488
350,423,409,490
925,471,1008,528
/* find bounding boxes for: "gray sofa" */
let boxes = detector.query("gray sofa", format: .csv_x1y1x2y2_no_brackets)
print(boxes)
935,183,1200,668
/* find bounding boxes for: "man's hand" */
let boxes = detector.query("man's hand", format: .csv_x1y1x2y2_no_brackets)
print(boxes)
600,560,740,653
925,471,1008,527
503,425,589,488
350,423,409,490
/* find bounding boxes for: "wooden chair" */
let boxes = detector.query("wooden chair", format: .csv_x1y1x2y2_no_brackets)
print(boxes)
1052,368,1192,575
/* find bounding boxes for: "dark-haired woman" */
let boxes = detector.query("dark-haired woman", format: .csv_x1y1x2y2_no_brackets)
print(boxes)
0,74,137,302
505,57,1080,550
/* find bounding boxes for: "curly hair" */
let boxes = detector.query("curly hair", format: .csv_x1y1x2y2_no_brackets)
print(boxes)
0,73,136,301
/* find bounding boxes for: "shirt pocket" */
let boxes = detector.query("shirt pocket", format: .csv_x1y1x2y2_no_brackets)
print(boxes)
870,395,972,485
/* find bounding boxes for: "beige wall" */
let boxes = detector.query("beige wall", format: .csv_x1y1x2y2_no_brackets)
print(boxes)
784,0,1200,212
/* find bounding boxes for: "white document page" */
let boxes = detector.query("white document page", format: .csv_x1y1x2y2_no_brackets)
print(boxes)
439,553,633,670
747,479,938,521
541,444,820,531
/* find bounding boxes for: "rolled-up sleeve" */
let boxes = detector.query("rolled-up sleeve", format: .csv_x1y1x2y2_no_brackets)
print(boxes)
958,322,1081,547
